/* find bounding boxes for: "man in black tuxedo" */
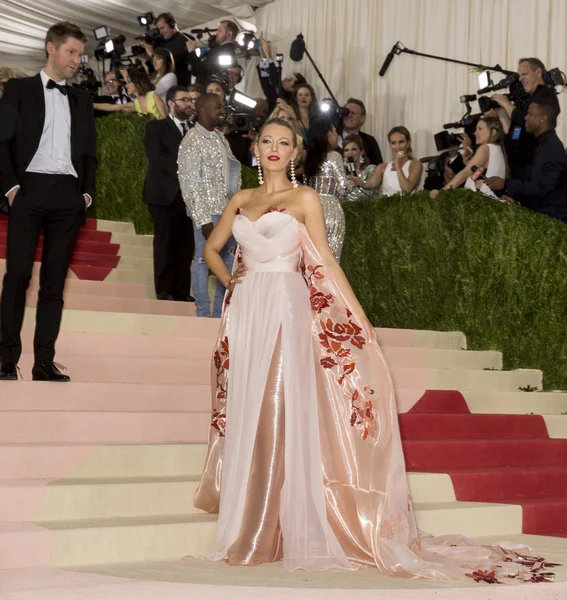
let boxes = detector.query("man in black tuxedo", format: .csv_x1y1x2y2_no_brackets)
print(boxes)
144,85,196,301
0,21,96,381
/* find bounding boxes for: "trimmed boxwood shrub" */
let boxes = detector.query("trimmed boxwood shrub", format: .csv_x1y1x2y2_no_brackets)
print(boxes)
91,113,258,234
93,115,567,389
341,192,567,390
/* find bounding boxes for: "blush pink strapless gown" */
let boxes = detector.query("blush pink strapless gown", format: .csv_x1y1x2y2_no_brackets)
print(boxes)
193,208,559,582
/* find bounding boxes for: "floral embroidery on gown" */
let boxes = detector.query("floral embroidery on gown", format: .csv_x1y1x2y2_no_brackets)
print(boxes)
193,206,559,582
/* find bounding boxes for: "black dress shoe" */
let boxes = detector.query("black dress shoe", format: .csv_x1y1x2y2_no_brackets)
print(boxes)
0,360,18,380
174,295,195,302
156,293,175,301
32,361,70,382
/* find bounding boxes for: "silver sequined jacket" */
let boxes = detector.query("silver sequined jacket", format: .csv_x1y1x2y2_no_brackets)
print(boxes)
306,151,353,198
178,123,241,228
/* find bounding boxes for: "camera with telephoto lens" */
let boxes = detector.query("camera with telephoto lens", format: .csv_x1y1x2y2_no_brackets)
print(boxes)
134,28,164,49
224,89,258,133
72,64,102,96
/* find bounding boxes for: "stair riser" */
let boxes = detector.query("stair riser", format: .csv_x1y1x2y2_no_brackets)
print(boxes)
399,414,549,440
15,340,500,369
0,413,209,444
450,472,567,502
0,473,456,522
3,358,542,388
523,505,567,535
405,442,567,469
42,505,521,568
0,444,208,480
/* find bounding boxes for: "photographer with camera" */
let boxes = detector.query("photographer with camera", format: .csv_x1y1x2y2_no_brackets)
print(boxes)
486,98,567,222
492,58,560,180
143,13,191,87
430,116,507,201
185,20,238,86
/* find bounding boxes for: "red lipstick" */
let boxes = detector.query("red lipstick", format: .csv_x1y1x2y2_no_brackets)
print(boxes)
267,155,280,162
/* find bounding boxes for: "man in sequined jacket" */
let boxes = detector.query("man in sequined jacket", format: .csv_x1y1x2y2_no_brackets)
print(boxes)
178,93,241,318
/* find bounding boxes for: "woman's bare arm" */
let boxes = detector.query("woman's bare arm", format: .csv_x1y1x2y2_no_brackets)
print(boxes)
203,191,248,288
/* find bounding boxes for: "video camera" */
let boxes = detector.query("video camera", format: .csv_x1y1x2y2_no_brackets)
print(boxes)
315,99,350,133
72,60,102,96
225,89,258,133
133,12,164,51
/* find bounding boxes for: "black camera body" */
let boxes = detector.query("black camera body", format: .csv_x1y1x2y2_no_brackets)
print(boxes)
72,65,102,96
134,28,165,49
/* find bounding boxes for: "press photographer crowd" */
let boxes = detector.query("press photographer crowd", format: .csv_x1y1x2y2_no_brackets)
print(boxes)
0,15,566,332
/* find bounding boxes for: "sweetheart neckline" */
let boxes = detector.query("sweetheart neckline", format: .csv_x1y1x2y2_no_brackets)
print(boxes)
236,210,300,226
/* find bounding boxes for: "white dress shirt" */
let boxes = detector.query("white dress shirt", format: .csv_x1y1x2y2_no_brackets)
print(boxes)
170,115,189,136
27,70,77,178
7,70,91,206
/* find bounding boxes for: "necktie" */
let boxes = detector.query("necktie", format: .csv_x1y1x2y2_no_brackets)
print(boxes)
46,79,68,96
180,122,188,136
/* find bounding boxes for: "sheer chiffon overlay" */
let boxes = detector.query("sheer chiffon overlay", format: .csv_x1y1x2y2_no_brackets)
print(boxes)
193,207,559,582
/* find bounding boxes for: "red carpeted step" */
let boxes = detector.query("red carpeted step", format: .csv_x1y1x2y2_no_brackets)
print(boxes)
398,414,549,440
0,215,98,230
0,226,111,243
17,250,120,268
402,439,567,470
0,239,119,257
407,390,470,414
438,467,567,501
508,497,567,535
67,265,116,281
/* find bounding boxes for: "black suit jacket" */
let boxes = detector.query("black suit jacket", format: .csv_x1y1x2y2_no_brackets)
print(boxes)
507,129,567,221
358,131,383,166
144,117,186,206
0,74,97,201
165,32,191,87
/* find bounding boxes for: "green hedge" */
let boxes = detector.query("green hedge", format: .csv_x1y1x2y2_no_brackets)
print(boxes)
91,113,258,234
93,116,567,389
341,192,567,390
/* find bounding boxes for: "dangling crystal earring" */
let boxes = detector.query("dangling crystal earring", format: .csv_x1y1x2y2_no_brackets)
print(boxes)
290,158,298,188
256,155,264,185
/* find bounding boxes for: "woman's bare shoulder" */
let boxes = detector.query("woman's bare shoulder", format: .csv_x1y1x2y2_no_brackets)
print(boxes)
231,188,256,209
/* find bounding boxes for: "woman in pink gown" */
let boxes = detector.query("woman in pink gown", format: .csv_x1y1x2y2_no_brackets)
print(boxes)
193,118,558,583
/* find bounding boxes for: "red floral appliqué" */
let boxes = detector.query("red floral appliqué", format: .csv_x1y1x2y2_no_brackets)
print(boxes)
212,335,229,436
301,259,377,441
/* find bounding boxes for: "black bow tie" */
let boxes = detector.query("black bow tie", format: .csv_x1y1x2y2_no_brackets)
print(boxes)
46,79,68,96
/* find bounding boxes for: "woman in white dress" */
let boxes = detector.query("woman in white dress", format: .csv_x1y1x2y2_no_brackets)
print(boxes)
351,126,422,196
429,116,507,200
192,117,557,583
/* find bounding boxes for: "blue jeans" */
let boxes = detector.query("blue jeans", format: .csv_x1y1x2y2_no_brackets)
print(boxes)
192,215,235,318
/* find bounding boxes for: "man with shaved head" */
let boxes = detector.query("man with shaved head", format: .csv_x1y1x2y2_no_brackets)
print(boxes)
178,93,241,317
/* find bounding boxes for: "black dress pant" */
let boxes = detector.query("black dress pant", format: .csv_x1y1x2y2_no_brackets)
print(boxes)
0,173,84,363
148,193,194,299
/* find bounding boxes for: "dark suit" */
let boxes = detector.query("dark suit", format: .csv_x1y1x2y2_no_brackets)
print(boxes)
358,131,383,166
144,118,194,299
165,32,192,87
507,129,567,222
0,73,96,363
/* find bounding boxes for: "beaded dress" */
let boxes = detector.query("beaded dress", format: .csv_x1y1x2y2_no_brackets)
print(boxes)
346,164,377,201
306,150,351,261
